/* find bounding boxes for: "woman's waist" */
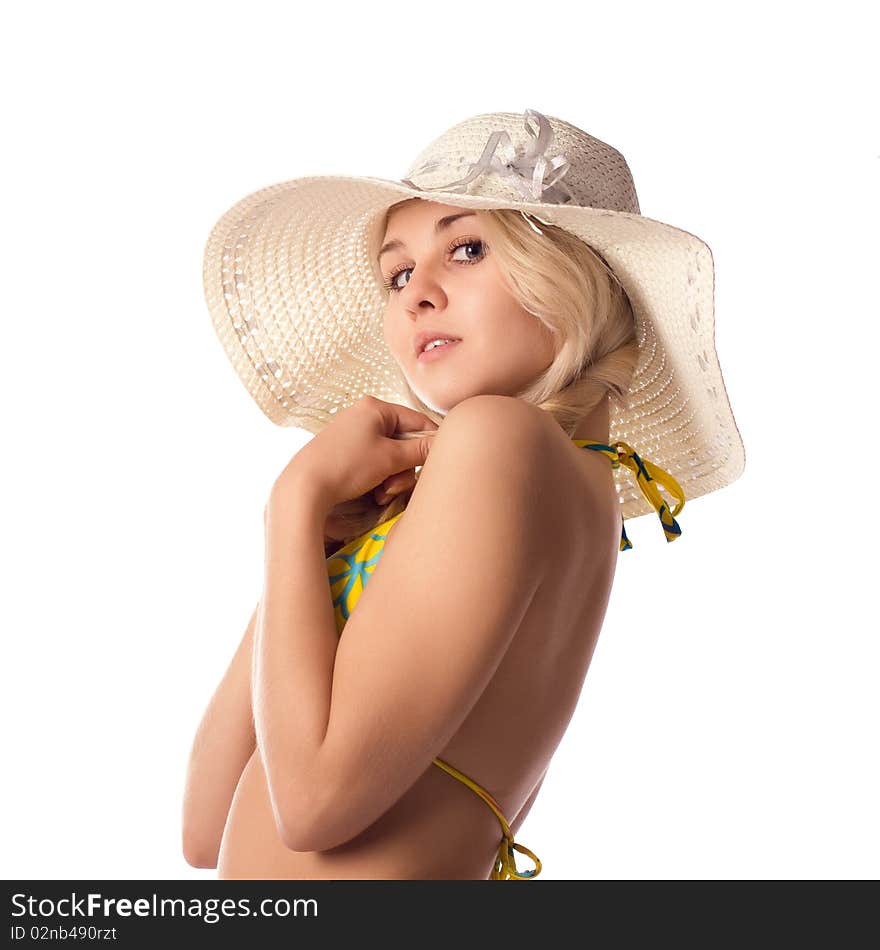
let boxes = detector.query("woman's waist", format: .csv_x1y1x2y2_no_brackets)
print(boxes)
217,747,503,880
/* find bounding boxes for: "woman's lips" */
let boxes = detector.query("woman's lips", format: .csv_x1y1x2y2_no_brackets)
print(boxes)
417,339,462,363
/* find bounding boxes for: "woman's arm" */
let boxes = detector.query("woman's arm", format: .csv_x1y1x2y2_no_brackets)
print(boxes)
510,769,547,839
181,601,259,869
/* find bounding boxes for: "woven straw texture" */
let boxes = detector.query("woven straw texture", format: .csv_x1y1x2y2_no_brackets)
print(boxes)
202,110,745,521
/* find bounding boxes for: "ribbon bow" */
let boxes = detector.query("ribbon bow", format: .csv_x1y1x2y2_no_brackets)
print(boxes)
491,835,543,881
612,441,685,549
401,108,575,205
573,439,686,550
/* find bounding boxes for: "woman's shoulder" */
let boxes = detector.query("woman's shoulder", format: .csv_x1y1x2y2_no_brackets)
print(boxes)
431,395,612,506
441,394,555,438
432,396,562,474
424,397,617,556
421,398,559,499
441,396,611,496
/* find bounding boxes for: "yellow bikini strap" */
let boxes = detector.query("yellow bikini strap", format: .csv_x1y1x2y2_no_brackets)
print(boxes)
572,439,686,551
432,756,542,880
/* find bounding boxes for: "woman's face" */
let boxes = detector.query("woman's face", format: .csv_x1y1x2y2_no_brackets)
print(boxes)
378,199,557,414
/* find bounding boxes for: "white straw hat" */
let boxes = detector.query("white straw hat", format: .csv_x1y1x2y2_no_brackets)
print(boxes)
202,107,745,521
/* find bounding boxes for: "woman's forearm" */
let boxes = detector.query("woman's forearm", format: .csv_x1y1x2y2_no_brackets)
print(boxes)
182,601,259,868
253,477,340,849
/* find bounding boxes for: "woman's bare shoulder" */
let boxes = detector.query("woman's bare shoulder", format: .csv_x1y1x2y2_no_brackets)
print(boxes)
439,393,555,440
433,395,612,519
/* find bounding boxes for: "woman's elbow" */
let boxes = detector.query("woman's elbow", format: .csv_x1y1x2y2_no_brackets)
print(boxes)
182,826,219,869
181,781,224,869
275,785,330,854
276,801,317,854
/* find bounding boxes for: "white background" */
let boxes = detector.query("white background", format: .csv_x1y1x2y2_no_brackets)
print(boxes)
2,1,877,880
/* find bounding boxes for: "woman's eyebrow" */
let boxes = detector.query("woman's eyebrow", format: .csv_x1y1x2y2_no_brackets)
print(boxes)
377,212,477,263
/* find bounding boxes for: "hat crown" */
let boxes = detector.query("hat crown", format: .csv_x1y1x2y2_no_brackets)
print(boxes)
400,108,641,214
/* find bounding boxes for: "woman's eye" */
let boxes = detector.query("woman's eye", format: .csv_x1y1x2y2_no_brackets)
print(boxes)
388,269,410,292
451,239,484,262
384,239,485,294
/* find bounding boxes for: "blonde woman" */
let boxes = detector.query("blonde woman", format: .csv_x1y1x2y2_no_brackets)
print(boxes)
182,110,744,880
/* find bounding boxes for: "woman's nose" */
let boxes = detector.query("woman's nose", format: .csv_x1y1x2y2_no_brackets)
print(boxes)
402,267,446,311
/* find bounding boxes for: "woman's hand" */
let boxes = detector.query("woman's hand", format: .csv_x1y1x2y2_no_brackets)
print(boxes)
271,395,439,515
263,472,420,551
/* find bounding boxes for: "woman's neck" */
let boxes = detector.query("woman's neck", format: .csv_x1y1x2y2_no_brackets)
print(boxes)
571,396,611,445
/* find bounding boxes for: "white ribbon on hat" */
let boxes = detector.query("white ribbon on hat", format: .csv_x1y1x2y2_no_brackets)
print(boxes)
401,108,576,205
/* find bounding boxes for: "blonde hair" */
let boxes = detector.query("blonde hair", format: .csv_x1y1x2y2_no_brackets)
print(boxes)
326,202,639,553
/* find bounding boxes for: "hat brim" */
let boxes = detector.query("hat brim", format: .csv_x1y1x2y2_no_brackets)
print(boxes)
203,174,745,520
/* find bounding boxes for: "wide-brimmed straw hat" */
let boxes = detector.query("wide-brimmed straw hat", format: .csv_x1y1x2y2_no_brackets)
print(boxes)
202,107,745,522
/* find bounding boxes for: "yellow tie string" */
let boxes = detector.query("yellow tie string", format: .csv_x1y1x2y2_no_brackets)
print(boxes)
612,440,685,549
432,756,542,880
572,438,686,550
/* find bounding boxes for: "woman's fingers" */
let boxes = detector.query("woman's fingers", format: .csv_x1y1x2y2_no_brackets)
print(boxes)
369,396,439,437
374,468,417,505
387,468,417,494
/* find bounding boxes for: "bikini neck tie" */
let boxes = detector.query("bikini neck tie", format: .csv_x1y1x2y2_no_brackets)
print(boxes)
572,439,686,551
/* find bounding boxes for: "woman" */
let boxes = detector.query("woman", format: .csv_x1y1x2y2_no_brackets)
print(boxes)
182,109,744,879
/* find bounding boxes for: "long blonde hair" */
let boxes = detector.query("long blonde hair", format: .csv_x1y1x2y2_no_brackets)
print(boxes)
327,203,639,552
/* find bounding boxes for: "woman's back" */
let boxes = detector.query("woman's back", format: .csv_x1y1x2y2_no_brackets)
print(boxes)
216,424,621,879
